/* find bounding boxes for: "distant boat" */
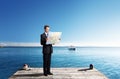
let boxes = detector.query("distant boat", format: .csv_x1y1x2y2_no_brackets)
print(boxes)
68,45,76,51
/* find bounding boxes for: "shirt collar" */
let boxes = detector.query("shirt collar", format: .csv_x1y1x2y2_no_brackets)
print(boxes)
45,32,48,36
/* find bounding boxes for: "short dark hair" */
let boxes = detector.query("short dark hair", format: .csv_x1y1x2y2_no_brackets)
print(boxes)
44,25,49,29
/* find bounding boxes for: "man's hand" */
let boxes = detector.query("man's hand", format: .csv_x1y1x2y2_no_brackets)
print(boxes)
52,43,55,45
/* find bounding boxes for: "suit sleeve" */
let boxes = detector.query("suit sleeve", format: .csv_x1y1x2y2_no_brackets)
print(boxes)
40,34,46,45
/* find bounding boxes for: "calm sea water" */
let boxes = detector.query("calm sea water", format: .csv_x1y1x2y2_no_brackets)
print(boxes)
0,47,120,79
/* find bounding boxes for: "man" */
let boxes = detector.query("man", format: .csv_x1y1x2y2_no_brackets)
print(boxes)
40,25,53,76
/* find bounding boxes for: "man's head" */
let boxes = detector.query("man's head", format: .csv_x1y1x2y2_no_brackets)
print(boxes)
44,25,50,33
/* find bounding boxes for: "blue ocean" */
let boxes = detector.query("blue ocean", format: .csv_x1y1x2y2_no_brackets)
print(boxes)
0,47,120,79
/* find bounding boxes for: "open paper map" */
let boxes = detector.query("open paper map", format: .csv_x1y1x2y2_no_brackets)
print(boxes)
46,32,62,44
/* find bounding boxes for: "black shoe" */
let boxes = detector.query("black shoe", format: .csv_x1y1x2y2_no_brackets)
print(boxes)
47,72,53,75
44,74,48,76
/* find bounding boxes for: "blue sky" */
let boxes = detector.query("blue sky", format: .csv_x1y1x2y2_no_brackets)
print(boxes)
0,0,120,46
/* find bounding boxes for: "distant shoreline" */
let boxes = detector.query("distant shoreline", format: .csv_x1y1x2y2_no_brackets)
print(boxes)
1,46,120,48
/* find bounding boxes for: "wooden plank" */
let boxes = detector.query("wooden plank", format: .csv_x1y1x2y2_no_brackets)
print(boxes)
9,68,109,79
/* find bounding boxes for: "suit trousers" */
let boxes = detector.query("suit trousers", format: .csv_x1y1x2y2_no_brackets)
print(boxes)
43,53,51,74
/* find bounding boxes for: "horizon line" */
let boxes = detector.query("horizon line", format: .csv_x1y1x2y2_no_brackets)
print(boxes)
1,42,120,47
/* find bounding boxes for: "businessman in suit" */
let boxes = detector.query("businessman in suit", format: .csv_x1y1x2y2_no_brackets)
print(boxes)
40,25,53,76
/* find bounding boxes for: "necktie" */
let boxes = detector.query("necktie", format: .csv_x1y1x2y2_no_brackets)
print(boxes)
47,33,49,37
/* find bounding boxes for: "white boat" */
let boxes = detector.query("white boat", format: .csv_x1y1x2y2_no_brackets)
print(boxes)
68,45,76,51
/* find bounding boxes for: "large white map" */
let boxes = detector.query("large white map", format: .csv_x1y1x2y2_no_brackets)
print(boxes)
46,32,62,44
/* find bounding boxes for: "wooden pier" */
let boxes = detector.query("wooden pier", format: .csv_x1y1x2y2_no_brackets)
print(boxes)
9,68,108,79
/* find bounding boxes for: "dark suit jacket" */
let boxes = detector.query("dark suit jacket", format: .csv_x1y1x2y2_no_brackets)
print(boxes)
40,33,53,54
